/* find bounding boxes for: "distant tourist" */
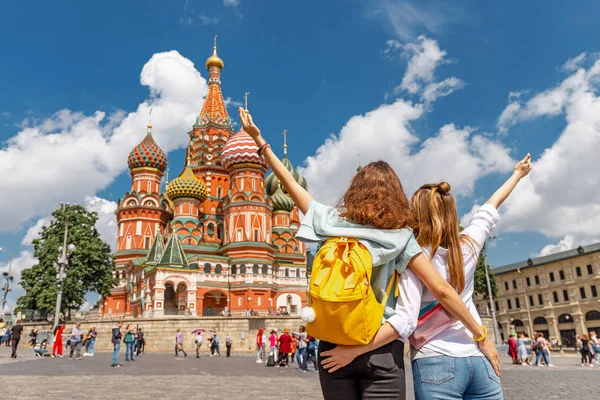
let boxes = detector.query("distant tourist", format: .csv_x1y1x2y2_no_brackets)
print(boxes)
268,330,278,362
212,333,221,356
135,328,144,356
535,332,554,367
590,331,600,362
175,328,187,358
0,324,6,345
195,331,203,358
84,326,97,356
68,323,84,360
292,326,307,369
10,320,24,358
301,335,318,372
34,339,50,357
508,334,518,364
255,328,265,363
278,329,292,367
225,334,233,357
517,333,530,365
124,324,136,362
28,328,38,347
52,324,65,357
578,334,593,367
111,321,123,367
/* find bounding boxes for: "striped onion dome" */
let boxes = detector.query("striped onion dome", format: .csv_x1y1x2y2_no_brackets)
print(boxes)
221,128,268,170
166,165,208,201
271,184,294,212
265,154,307,196
128,126,167,172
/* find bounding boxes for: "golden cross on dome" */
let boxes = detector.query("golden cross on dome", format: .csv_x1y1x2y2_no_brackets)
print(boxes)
148,108,153,132
282,129,288,155
214,34,218,49
244,92,250,111
186,144,192,166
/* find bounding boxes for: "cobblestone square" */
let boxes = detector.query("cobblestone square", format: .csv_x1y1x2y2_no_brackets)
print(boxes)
1,346,599,399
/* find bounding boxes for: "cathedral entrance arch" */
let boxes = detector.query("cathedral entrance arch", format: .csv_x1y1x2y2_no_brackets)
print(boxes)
203,290,228,316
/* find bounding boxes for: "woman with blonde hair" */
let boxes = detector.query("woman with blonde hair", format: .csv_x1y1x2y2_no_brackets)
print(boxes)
238,108,499,399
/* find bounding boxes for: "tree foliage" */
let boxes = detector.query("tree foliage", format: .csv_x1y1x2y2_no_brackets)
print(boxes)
18,204,117,317
474,245,498,299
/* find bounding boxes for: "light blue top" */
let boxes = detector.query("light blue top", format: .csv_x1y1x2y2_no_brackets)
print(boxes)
296,200,422,320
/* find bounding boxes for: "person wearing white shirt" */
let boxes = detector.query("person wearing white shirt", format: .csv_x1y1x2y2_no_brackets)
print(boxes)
394,154,532,399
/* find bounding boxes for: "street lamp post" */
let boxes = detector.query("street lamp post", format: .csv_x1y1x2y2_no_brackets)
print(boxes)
0,246,14,315
483,235,500,345
53,203,76,328
517,268,534,337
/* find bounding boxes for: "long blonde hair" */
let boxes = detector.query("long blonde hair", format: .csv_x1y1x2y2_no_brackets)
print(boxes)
411,182,477,294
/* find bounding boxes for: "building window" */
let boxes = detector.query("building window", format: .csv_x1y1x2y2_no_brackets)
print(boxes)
515,298,520,309
231,265,237,275
576,266,582,277
588,264,594,275
236,229,243,242
529,295,534,307
238,298,242,306
208,223,215,236
507,299,512,310
559,270,565,280
285,268,289,278
512,280,517,289
252,179,256,191
240,178,244,190
495,301,499,311
215,264,222,274
562,290,569,302
252,264,259,274
504,282,509,291
526,277,531,287
258,297,261,306
538,294,544,305
549,272,555,282
240,264,246,274
262,265,268,275
253,229,259,242
553,292,559,303
580,287,587,299
144,237,150,249
217,186,223,199
535,275,540,285
592,285,598,298
296,268,300,278
204,263,211,274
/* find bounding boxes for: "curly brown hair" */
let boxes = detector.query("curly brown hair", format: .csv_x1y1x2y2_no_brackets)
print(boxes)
337,161,412,229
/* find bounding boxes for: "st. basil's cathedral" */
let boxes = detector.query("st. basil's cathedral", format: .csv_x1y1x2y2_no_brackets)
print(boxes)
100,43,309,318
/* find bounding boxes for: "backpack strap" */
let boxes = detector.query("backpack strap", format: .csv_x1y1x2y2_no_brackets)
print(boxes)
380,270,400,306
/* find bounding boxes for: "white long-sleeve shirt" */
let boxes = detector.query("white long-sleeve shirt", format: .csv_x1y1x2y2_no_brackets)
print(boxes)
390,204,500,359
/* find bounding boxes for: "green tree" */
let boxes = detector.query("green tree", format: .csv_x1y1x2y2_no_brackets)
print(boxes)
474,245,498,299
18,204,117,318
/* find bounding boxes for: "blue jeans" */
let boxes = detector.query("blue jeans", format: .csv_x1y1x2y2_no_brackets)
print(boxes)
296,347,306,367
592,344,600,361
535,349,551,365
85,338,95,354
111,342,120,365
175,344,187,357
125,342,135,360
412,355,503,400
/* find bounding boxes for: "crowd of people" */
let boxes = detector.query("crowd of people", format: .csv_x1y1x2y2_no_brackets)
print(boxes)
577,331,600,367
507,331,555,367
254,326,318,371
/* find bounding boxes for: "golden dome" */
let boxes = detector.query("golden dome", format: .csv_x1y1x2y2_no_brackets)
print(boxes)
166,165,208,202
206,46,224,70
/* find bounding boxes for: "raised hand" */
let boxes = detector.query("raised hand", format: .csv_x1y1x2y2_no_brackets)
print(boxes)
514,153,532,179
238,107,261,142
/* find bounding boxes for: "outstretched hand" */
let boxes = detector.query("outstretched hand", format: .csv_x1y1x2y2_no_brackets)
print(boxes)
513,153,532,179
238,107,261,142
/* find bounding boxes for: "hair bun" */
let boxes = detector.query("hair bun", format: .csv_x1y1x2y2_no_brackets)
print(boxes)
437,182,451,194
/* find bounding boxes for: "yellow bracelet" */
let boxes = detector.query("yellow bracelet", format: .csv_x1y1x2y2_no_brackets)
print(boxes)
474,325,487,342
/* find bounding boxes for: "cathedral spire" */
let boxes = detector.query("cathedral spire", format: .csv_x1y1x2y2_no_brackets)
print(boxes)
197,39,231,128
282,129,288,155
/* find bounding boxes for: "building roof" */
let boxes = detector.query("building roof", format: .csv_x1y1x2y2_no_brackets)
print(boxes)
127,125,167,172
492,242,600,274
145,230,164,265
157,231,188,268
221,128,268,170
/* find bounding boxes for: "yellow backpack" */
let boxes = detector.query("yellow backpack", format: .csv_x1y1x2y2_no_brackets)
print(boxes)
306,237,398,345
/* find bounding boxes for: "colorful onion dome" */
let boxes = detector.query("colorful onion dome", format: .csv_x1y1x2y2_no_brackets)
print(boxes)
221,128,268,170
271,184,294,212
206,46,224,70
128,125,167,172
166,164,208,201
265,154,308,196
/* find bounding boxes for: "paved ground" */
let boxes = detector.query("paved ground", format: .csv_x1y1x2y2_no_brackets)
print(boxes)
0,346,598,399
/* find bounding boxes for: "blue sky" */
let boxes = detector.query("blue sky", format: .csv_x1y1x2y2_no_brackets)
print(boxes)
1,0,599,311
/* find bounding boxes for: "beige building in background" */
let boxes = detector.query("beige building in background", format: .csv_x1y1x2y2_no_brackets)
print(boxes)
475,242,600,347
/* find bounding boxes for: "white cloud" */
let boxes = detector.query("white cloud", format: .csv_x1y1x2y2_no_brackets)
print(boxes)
377,0,466,42
0,50,208,232
21,217,51,246
422,77,466,106
0,250,37,289
563,52,587,72
180,0,220,26
535,235,599,257
224,0,240,6
389,36,465,105
480,59,600,242
84,196,118,252
299,100,514,208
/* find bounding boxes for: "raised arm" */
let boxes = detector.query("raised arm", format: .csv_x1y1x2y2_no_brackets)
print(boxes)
486,154,532,209
239,108,313,214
